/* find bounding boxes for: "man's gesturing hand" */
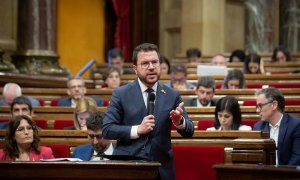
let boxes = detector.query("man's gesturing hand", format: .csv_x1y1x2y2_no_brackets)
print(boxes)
170,102,184,126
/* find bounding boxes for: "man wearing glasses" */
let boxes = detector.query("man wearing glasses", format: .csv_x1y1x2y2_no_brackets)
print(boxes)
253,87,300,165
57,77,103,107
166,64,195,90
72,111,113,160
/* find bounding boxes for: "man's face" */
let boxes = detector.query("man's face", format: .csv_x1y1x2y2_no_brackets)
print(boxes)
196,86,214,106
256,94,275,122
12,104,32,117
188,57,200,64
67,79,86,100
133,51,160,87
171,72,187,90
212,56,226,66
87,129,110,154
111,57,124,72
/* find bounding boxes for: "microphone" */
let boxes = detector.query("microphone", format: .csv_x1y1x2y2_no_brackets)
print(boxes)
147,93,156,115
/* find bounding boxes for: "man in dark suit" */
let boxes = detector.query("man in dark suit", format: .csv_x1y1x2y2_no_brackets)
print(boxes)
108,48,132,75
57,77,103,107
185,76,217,107
103,43,194,180
253,87,300,165
72,112,113,160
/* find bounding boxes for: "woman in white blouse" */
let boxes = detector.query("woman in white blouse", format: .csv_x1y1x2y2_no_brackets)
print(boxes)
207,96,252,131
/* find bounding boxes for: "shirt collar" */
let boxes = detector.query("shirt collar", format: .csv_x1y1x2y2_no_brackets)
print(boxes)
269,114,283,128
137,78,158,93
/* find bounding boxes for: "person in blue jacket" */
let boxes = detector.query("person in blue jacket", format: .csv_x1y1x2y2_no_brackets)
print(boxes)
72,111,113,161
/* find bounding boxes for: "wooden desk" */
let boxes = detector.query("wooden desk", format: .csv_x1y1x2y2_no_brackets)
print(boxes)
0,130,276,165
0,161,161,180
214,164,300,180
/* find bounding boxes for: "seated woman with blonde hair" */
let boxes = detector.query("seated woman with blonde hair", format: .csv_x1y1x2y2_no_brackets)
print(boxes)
0,115,54,160
207,96,251,131
65,96,98,130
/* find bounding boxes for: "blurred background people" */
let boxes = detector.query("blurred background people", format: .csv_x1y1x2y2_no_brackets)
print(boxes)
222,69,246,89
186,48,201,64
72,111,113,161
160,55,171,75
211,54,227,66
58,77,103,107
271,46,291,63
167,64,195,90
207,96,251,131
0,83,40,106
108,48,132,74
0,115,54,161
244,53,263,74
65,96,98,130
229,49,246,63
185,76,217,107
101,67,121,89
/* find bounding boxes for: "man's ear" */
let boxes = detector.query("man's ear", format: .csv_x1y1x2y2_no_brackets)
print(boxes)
67,89,71,96
272,100,278,111
133,65,137,75
83,87,87,94
30,110,34,117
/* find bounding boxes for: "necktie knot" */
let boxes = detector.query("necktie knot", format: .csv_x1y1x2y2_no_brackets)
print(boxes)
145,88,154,94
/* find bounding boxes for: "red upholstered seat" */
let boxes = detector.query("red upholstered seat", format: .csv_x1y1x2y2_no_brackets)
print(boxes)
50,99,59,106
53,120,74,130
242,119,259,129
269,83,300,88
197,120,214,130
38,99,45,106
247,84,262,89
0,119,9,123
243,100,256,106
34,120,47,129
173,146,224,180
45,144,70,158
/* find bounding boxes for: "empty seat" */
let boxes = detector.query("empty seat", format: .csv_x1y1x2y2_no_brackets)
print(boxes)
173,146,224,180
53,120,74,130
197,120,214,130
50,99,59,106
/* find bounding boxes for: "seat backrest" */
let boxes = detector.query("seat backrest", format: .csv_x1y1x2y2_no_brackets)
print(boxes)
50,99,59,106
38,99,45,106
243,100,256,106
173,146,224,180
34,120,48,129
197,120,214,130
45,144,70,158
242,119,259,129
53,120,74,130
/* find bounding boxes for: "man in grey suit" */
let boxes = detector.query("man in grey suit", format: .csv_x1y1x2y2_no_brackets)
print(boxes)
103,43,194,180
185,76,217,107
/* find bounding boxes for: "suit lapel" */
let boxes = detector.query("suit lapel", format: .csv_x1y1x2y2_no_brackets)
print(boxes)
278,113,288,149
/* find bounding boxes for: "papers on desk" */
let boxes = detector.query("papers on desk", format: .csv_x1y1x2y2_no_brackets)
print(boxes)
40,158,83,162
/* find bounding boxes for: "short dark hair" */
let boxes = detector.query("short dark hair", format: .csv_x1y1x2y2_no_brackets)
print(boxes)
271,46,291,62
10,96,32,113
132,43,160,65
256,87,285,113
170,64,187,75
108,48,124,65
87,111,105,131
197,76,215,91
229,49,246,62
214,96,242,130
3,115,40,159
186,48,201,58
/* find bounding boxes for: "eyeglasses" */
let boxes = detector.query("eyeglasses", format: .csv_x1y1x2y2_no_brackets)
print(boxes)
88,134,103,139
138,60,160,69
256,101,273,110
171,77,186,83
16,126,33,134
